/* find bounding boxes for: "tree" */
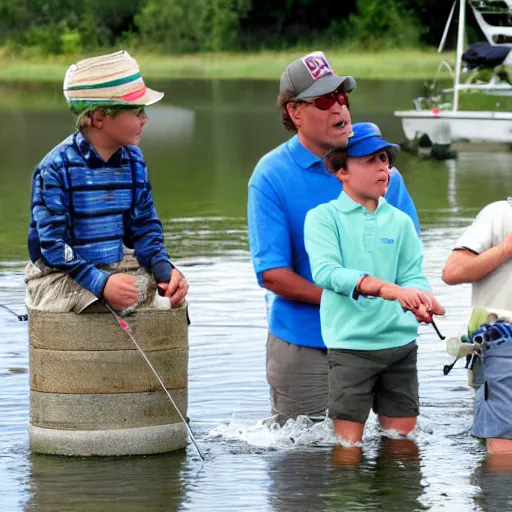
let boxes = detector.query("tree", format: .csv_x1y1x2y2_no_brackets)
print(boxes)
343,0,421,48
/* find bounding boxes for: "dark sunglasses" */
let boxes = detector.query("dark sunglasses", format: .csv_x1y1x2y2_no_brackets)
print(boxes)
298,88,350,111
123,106,146,116
97,106,146,117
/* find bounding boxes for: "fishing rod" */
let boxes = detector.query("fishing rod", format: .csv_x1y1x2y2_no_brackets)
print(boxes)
103,302,205,463
0,304,28,321
430,318,445,340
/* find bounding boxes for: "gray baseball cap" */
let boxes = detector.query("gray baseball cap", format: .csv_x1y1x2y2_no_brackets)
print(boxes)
280,51,356,99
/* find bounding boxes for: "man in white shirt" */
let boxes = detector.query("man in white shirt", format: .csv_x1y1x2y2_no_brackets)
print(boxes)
443,198,512,454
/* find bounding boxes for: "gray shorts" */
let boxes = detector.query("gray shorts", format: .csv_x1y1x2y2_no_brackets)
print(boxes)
266,333,328,423
328,341,419,424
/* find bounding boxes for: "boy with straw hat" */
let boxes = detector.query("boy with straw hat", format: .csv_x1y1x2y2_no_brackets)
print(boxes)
26,51,188,314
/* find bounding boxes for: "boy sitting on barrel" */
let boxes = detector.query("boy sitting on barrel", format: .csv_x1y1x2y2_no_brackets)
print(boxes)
26,51,188,314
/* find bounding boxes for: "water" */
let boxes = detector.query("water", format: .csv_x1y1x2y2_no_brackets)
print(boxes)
1,78,512,511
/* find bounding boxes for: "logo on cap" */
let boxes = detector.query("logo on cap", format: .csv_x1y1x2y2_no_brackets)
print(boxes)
302,52,333,81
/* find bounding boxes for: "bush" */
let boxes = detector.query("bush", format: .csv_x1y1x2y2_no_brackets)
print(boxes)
60,29,83,55
135,0,249,52
0,0,136,55
25,25,63,55
336,0,421,49
135,0,205,53
203,0,249,51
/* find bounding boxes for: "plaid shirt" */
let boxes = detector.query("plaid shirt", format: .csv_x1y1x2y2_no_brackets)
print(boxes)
28,131,172,297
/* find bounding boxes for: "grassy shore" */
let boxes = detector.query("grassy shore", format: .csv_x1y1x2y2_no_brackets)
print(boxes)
0,48,455,82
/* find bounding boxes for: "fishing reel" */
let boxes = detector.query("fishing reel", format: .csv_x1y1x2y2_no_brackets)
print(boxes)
443,321,512,376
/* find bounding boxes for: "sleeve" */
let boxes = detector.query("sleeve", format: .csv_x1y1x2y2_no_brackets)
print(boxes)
454,203,498,254
396,216,431,291
247,173,292,287
304,207,367,299
385,167,420,235
127,162,173,283
33,166,110,297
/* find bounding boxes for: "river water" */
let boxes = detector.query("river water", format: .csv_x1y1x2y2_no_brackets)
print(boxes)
1,78,512,511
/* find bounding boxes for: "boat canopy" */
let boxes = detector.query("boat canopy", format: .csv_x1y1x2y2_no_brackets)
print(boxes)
462,41,512,68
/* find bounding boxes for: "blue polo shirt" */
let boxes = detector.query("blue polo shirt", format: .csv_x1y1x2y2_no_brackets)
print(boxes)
247,135,420,349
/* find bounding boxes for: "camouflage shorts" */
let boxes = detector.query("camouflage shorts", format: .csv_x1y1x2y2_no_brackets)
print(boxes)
24,251,168,315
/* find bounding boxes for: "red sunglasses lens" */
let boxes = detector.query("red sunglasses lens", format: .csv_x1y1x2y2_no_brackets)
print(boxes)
312,90,349,110
313,94,336,110
337,91,349,108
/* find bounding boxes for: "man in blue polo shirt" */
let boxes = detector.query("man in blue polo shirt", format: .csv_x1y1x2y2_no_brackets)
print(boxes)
247,51,420,423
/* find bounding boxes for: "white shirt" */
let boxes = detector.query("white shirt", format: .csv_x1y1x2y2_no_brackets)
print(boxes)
456,200,512,311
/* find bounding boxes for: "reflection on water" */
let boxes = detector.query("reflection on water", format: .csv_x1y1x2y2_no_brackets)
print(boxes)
1,79,512,511
473,454,512,511
25,454,185,512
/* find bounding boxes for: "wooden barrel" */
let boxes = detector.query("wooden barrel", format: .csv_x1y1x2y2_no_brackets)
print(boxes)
28,306,189,456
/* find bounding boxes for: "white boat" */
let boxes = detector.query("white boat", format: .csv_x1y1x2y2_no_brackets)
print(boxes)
394,0,512,151
398,110,512,144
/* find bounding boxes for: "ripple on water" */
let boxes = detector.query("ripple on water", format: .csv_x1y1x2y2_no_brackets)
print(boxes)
0,218,506,511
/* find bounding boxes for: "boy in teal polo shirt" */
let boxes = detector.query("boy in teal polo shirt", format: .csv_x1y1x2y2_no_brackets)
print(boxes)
304,123,444,444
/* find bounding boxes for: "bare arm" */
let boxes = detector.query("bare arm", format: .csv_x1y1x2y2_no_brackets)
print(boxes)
357,276,401,300
358,276,445,319
262,268,322,305
442,238,512,285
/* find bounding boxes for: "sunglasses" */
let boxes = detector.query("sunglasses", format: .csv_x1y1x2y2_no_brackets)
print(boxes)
98,106,146,117
122,106,146,117
298,88,350,111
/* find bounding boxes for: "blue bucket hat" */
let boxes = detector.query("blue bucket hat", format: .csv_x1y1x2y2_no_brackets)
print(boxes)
347,122,400,157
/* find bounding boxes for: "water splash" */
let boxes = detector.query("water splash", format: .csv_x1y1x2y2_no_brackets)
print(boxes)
208,412,434,450
208,415,340,449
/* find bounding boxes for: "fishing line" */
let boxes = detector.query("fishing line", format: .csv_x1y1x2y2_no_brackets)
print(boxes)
103,302,205,463
2,299,205,464
0,304,28,321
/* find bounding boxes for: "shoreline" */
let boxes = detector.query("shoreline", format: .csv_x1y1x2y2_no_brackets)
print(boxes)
0,48,455,82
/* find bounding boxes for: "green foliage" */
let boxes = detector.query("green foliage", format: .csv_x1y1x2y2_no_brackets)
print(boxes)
204,0,250,51
0,0,139,55
0,0,487,55
60,30,82,55
135,0,207,53
339,0,421,48
135,0,249,52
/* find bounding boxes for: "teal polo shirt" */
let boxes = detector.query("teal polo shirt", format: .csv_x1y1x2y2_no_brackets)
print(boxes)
304,192,431,351
248,135,420,349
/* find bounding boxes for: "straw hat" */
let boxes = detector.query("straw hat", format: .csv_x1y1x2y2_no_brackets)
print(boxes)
64,51,163,114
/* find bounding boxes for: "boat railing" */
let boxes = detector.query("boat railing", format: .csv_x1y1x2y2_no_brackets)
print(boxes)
470,0,512,14
412,95,453,112
432,61,455,90
471,3,512,44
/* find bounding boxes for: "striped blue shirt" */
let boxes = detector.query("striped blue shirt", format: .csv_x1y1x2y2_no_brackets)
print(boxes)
28,131,172,297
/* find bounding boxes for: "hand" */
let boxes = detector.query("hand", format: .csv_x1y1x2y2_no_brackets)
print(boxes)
396,288,430,312
428,294,445,317
402,291,445,323
157,268,189,308
103,273,138,311
409,303,431,323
